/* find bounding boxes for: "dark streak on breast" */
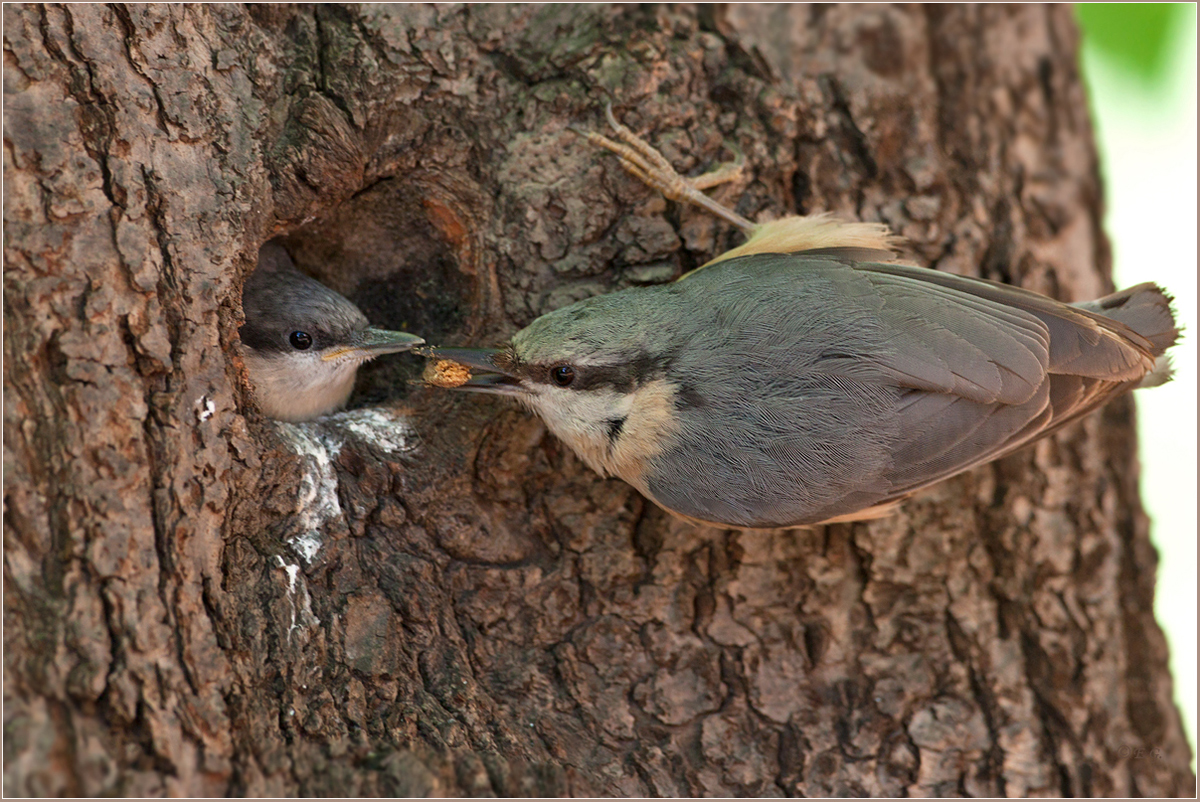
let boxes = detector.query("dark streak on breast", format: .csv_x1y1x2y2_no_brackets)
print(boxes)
675,384,706,409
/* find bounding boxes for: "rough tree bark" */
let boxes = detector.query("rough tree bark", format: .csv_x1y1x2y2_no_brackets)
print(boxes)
3,4,1192,796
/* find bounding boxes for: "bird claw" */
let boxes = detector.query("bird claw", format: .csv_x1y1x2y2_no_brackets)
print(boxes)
574,102,757,232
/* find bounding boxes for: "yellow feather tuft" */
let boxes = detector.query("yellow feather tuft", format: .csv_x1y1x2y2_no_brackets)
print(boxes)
682,213,903,279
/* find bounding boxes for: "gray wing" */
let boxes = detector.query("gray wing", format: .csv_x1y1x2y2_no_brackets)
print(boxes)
855,261,1158,502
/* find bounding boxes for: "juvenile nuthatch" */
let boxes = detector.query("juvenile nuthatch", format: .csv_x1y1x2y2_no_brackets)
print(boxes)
240,242,424,422
419,109,1180,528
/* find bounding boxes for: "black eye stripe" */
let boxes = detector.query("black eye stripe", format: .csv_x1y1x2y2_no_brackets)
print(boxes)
523,354,670,393
240,324,338,353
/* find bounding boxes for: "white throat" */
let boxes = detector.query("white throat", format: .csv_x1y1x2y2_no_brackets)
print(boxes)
521,379,681,490
244,349,364,422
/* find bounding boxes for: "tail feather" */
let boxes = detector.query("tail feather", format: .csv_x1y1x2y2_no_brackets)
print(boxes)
1137,355,1176,388
1072,282,1181,357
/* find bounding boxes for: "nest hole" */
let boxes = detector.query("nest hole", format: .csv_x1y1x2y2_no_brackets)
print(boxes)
279,178,476,409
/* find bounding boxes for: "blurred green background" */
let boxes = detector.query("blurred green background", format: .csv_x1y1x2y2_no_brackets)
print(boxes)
1076,2,1196,765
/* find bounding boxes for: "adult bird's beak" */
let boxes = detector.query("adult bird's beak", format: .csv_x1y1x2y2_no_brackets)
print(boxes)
321,328,425,362
415,346,524,395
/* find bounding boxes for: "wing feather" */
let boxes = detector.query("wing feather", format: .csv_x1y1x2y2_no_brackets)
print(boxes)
855,262,1157,379
864,274,1050,404
847,261,1159,503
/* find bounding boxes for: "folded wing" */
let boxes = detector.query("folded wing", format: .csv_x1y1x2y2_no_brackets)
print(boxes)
851,261,1169,502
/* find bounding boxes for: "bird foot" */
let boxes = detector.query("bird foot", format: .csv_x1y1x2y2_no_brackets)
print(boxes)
572,103,757,233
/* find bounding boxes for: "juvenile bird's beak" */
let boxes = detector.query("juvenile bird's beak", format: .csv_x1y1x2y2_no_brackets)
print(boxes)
415,346,524,395
321,328,425,362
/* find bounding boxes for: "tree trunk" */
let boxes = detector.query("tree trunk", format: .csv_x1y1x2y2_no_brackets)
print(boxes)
3,3,1192,796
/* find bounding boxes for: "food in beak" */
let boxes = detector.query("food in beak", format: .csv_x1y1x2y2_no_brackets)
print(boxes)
423,359,473,388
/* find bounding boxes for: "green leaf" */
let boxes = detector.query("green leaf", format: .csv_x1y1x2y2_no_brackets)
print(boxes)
1076,3,1185,85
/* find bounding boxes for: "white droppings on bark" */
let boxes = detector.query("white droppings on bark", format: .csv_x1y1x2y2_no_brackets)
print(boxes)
196,395,215,422
274,409,415,564
333,408,419,455
276,556,319,644
276,422,344,564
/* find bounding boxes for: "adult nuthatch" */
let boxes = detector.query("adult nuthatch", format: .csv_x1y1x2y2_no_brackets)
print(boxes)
240,242,424,422
419,108,1180,528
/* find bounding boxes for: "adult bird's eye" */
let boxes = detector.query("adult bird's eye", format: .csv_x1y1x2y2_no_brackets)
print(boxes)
551,365,575,387
290,331,313,350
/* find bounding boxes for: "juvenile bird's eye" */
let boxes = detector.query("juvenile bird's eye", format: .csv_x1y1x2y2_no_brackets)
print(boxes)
290,331,313,350
551,365,575,387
